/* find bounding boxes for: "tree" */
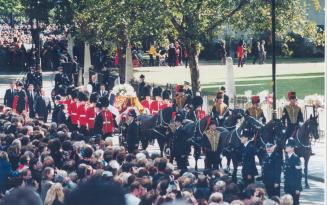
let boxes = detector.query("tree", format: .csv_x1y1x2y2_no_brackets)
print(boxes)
0,0,24,23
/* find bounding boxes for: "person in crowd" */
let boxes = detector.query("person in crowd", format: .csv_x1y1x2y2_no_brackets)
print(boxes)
44,183,65,205
1,187,43,205
89,74,100,93
34,88,51,123
126,181,146,205
240,129,258,186
236,40,244,67
86,92,98,136
77,92,88,136
282,91,304,139
4,82,16,108
284,139,302,205
174,85,186,111
54,66,70,96
26,84,38,118
262,143,282,197
13,81,26,114
252,41,260,64
168,43,176,67
149,44,156,67
259,40,266,64
138,74,146,101
246,96,266,124
184,48,189,68
98,83,109,98
40,167,55,203
161,89,172,110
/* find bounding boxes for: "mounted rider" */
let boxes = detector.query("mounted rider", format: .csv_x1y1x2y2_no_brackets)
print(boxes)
173,85,187,112
186,95,205,122
211,91,230,126
281,91,304,139
246,95,266,124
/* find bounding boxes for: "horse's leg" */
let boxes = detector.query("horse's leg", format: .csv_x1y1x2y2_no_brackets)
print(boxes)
157,136,165,157
194,146,201,171
232,154,238,182
304,155,310,188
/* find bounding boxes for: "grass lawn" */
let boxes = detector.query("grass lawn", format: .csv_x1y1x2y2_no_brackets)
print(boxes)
202,76,324,99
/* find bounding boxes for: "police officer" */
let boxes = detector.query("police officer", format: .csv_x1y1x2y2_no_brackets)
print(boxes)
262,142,282,197
54,66,70,96
246,96,266,124
282,91,304,139
202,118,223,170
240,129,258,186
172,113,189,172
284,139,302,205
212,91,230,126
126,109,139,153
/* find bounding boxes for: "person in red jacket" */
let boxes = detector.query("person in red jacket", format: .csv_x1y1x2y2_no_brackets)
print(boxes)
150,86,162,115
237,40,245,67
77,91,88,136
140,85,152,114
194,95,205,121
99,97,116,139
67,90,79,131
86,92,98,136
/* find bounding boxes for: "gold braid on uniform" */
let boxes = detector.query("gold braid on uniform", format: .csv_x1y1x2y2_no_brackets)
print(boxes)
247,107,263,120
204,129,220,151
285,105,300,124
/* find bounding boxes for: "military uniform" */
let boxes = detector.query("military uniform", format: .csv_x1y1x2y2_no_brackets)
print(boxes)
126,109,139,153
54,71,70,96
202,126,223,169
150,87,163,115
284,140,302,205
246,96,266,124
141,85,152,114
212,101,229,126
282,92,304,139
160,89,172,110
173,85,187,111
86,93,98,135
262,145,282,197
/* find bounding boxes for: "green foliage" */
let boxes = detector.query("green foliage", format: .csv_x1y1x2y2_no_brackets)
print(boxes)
20,0,54,22
0,0,23,16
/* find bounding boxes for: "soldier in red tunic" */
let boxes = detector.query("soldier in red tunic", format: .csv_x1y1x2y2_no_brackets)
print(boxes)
150,86,163,115
140,85,152,114
77,92,88,135
194,95,205,121
100,97,116,139
86,93,98,136
160,89,172,110
68,90,79,131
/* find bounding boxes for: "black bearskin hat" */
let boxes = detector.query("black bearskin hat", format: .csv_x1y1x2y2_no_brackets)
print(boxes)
192,96,203,108
144,85,151,97
162,89,171,100
99,96,109,107
78,91,88,102
89,92,99,103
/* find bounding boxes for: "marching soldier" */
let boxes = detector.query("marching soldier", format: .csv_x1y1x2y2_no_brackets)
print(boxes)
262,143,282,197
52,95,65,124
34,88,51,123
126,109,139,153
12,81,26,115
34,67,42,93
284,139,302,205
4,82,16,108
67,90,79,131
161,89,172,110
140,85,152,114
187,95,205,122
100,97,116,139
282,91,304,139
77,92,88,135
212,91,230,126
174,85,186,111
246,96,266,124
150,86,163,115
240,129,258,186
171,113,190,172
54,66,70,96
86,93,98,136
202,118,224,170
26,84,38,118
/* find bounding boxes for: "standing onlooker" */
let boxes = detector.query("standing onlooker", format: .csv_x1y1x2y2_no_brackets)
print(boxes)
168,43,176,67
220,86,229,106
125,181,146,205
148,44,156,67
40,167,55,203
175,42,181,66
259,40,266,64
236,40,244,67
252,41,260,64
44,183,65,205
138,74,146,101
284,139,302,205
184,48,189,68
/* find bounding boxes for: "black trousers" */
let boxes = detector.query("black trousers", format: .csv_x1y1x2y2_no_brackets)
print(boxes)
265,184,280,198
176,155,188,172
238,57,244,67
184,57,189,68
38,113,48,123
205,151,220,170
149,54,154,66
286,191,300,205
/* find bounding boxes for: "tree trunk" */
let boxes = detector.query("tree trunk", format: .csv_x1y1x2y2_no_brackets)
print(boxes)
117,22,128,84
188,42,200,95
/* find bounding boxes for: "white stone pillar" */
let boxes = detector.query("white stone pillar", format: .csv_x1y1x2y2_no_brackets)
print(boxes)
225,57,236,105
67,33,74,59
83,42,91,86
125,46,133,83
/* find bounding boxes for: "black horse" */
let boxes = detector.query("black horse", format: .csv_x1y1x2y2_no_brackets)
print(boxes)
292,115,319,188
136,106,176,156
221,114,263,182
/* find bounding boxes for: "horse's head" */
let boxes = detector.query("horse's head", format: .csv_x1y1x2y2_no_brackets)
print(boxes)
306,115,320,140
223,108,244,129
262,118,286,146
243,114,264,131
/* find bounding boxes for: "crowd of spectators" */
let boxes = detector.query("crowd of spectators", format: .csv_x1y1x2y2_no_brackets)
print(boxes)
0,23,70,71
0,104,296,205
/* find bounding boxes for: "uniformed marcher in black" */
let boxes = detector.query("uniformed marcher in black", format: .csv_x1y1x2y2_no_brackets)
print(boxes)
171,113,190,173
240,129,258,186
202,118,224,170
54,66,70,96
138,74,146,101
282,91,304,139
4,82,16,108
284,139,302,205
14,81,26,114
93,102,103,136
52,95,62,124
126,109,139,153
262,142,282,197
